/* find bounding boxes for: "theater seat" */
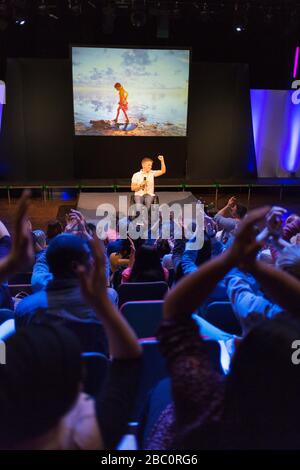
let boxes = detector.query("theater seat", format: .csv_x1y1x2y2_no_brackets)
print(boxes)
120,301,163,339
81,352,110,397
118,282,168,308
8,272,32,285
8,284,32,297
130,339,167,422
204,301,242,335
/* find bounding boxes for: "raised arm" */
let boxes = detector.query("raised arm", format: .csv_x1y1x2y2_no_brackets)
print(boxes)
164,206,270,320
248,260,300,316
216,196,236,218
154,155,166,177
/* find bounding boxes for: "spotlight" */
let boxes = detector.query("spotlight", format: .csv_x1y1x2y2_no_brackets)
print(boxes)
15,18,26,25
233,2,248,33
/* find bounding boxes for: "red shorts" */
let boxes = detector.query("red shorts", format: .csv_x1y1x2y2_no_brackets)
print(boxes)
119,101,128,111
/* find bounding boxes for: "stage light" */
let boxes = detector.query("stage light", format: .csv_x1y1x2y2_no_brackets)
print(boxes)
15,18,26,25
130,8,146,28
233,1,248,33
68,0,82,16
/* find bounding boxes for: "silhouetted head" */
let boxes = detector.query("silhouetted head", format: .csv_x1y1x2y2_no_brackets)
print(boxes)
46,219,63,241
46,234,92,280
129,244,165,282
155,239,172,258
232,203,247,220
224,315,300,448
0,324,82,449
178,315,300,450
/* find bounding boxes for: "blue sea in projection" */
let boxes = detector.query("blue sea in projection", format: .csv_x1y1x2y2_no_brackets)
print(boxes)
72,47,190,136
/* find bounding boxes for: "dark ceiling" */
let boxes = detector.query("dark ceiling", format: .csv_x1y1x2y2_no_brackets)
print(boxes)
0,0,299,88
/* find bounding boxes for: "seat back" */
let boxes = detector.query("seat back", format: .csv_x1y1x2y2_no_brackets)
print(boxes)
205,301,242,335
167,268,175,287
118,281,168,308
81,352,110,397
131,339,167,421
8,272,32,285
121,301,163,339
9,284,32,297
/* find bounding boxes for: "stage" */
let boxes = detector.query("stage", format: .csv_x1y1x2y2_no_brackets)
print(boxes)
77,191,199,224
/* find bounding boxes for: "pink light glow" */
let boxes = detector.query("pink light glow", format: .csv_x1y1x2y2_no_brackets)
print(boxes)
293,46,299,79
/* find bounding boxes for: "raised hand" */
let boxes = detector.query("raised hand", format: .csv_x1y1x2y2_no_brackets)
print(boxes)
65,209,91,240
206,220,218,239
227,196,237,208
158,155,164,162
266,206,287,237
77,235,108,310
228,206,270,270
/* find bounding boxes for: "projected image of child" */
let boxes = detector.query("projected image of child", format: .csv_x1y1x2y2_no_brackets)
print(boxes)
72,47,190,136
114,83,129,124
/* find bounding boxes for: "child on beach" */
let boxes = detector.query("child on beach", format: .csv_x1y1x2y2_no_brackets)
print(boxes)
114,82,129,124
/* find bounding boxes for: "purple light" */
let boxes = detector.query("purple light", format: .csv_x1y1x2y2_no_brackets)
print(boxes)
293,46,299,79
281,90,300,173
250,89,268,171
0,104,3,132
250,89,300,176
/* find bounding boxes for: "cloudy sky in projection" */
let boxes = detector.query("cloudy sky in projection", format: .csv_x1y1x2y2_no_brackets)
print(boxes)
72,47,190,130
72,47,189,90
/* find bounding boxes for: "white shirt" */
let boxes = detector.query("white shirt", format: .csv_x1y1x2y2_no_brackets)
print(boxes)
131,170,160,197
